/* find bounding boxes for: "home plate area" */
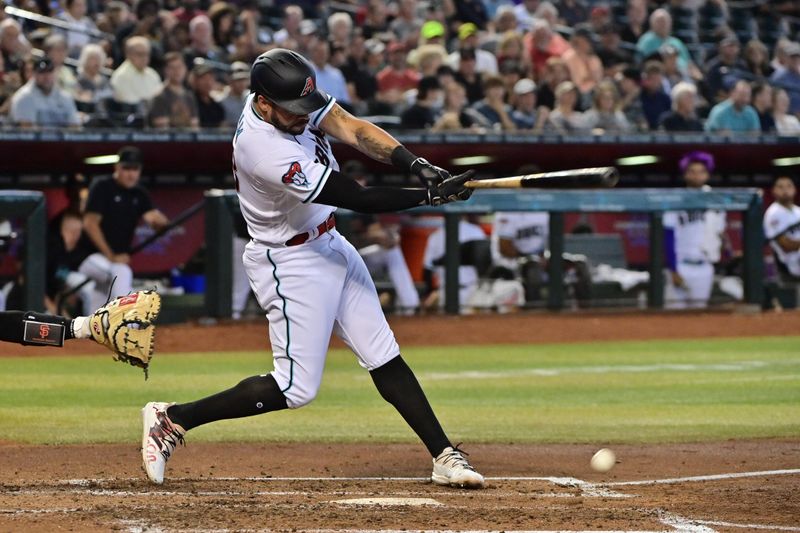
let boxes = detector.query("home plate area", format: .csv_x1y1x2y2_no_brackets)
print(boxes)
0,442,798,532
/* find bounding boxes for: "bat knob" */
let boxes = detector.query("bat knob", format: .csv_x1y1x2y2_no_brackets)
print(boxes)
602,167,620,188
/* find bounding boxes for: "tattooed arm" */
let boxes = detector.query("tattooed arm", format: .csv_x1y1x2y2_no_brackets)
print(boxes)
318,103,399,163
318,103,452,185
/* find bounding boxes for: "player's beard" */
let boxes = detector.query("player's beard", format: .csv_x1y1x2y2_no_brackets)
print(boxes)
269,107,309,135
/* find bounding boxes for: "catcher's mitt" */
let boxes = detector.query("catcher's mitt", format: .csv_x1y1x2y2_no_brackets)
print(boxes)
90,290,161,378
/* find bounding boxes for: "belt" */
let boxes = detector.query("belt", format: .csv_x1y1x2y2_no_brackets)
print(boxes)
681,258,708,265
285,214,336,246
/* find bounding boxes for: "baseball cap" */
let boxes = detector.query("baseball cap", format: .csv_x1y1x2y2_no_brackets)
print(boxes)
34,57,54,73
230,61,249,80
117,146,143,168
421,20,445,40
192,58,214,77
365,38,385,55
458,22,478,40
513,78,537,95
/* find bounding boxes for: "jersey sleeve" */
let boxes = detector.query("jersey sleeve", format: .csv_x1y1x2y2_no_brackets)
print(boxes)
764,206,790,239
308,95,337,129
253,147,334,205
85,180,109,215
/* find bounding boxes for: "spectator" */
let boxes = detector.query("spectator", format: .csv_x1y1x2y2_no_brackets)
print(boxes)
510,78,548,131
596,23,633,76
0,52,22,117
533,1,559,29
416,45,447,78
0,19,31,72
422,215,487,311
751,82,775,133
495,31,530,74
471,75,516,131
44,34,78,93
744,39,774,79
362,0,389,38
636,9,692,73
376,41,419,108
770,39,792,78
399,76,442,130
327,12,353,48
208,2,238,54
341,37,382,115
184,15,227,69
10,57,80,128
96,1,130,37
640,61,671,130
536,56,570,110
659,81,703,132
45,211,92,315
113,0,171,71
620,0,648,45
191,61,224,128
147,51,199,129
273,5,303,48
773,88,800,135
76,146,168,315
560,0,588,27
431,81,486,131
547,81,589,133
389,0,422,44
618,66,647,131
562,25,603,98
308,39,350,106
449,0,489,28
454,47,484,104
74,44,113,119
583,80,631,133
513,0,540,32
763,176,800,281
449,23,498,75
658,43,690,91
525,19,571,81
706,35,748,103
56,0,99,59
172,0,205,25
705,80,760,134
110,36,162,106
218,61,249,127
770,43,800,115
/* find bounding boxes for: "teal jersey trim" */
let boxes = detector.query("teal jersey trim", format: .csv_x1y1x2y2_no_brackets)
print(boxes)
267,249,294,393
302,164,332,204
311,96,336,127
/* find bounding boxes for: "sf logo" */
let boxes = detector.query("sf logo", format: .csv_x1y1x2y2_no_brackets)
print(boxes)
39,324,50,339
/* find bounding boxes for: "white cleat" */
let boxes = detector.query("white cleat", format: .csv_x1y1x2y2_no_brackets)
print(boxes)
141,402,185,484
431,445,485,489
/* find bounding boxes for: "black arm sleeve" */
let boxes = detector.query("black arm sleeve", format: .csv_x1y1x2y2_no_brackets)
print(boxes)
313,170,429,213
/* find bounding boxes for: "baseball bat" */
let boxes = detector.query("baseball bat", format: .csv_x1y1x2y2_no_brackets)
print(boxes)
464,166,620,189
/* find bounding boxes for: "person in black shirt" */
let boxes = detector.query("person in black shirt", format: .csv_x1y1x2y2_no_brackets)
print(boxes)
752,81,775,133
658,81,703,132
453,48,484,104
45,211,93,314
399,76,443,130
76,146,168,315
192,61,225,128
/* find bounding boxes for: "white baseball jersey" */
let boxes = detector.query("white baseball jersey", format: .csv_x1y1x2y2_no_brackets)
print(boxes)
232,93,400,409
764,202,800,276
663,209,722,264
232,93,339,246
492,212,549,269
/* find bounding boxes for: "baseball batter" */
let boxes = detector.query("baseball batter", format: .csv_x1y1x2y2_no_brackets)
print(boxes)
764,176,800,279
663,151,726,309
142,49,484,489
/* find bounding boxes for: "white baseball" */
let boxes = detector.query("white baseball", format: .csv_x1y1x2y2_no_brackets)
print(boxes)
590,448,616,473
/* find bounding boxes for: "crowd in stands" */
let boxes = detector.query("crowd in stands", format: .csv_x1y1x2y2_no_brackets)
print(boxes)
0,0,798,134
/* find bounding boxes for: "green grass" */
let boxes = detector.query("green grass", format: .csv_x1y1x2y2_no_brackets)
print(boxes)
1,336,799,444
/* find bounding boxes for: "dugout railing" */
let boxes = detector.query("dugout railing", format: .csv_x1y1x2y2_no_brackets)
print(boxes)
0,190,46,310
204,188,763,316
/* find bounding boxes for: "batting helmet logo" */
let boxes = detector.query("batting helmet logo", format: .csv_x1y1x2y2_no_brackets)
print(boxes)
300,76,315,97
282,162,309,187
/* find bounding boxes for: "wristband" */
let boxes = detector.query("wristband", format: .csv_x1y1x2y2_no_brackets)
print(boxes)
390,145,419,171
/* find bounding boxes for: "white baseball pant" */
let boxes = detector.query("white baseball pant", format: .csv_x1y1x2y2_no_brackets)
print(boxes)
77,253,133,315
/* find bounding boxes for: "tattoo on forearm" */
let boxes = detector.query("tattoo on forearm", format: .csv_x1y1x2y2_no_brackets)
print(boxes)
355,129,394,163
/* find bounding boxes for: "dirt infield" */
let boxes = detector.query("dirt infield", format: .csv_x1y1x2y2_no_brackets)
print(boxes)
1,441,798,532
2,309,799,357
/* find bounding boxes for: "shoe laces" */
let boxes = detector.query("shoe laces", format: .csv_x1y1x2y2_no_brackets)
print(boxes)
438,443,475,471
151,409,186,460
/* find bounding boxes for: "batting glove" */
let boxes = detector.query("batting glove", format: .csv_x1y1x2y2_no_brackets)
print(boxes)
428,170,476,206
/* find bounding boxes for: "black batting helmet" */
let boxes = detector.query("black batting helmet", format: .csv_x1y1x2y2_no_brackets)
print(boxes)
250,48,328,115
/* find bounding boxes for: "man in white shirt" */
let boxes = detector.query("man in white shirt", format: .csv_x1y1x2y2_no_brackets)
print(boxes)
110,36,162,106
764,175,800,280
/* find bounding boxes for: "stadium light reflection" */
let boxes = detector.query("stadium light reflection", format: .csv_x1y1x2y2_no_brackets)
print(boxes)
615,155,660,166
772,157,800,167
84,155,120,165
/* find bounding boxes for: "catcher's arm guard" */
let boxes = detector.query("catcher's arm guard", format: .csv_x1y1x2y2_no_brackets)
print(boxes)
89,290,161,378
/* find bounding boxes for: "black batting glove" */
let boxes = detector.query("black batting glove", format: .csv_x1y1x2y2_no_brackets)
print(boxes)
428,170,476,206
410,158,451,188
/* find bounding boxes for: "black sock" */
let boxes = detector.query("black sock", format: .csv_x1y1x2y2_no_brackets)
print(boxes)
167,374,288,431
0,311,75,343
370,355,451,457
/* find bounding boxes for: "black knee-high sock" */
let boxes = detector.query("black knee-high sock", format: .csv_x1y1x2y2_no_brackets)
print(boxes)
370,355,451,457
167,374,288,431
0,311,75,344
